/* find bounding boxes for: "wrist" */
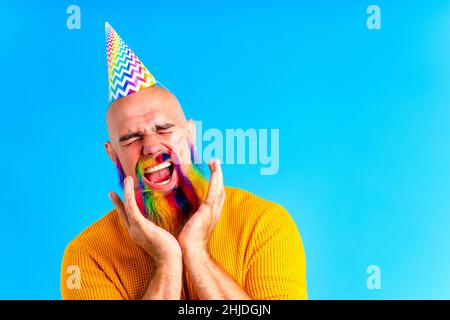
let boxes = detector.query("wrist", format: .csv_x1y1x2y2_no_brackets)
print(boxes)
154,264,182,280
182,246,210,268
153,253,183,273
143,261,183,300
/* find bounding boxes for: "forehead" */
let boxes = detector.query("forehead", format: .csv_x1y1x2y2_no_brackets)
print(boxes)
106,87,186,136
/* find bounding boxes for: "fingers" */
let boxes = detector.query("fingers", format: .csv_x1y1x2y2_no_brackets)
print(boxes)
214,160,225,221
109,191,129,229
108,176,147,230
204,159,220,209
212,159,224,211
213,160,223,211
203,159,225,214
215,190,225,224
215,159,224,201
123,176,146,226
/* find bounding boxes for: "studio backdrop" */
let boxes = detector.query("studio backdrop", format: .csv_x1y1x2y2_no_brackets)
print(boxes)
1,0,450,299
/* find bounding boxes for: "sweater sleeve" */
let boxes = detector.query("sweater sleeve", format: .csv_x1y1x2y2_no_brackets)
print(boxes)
243,204,308,300
60,241,124,300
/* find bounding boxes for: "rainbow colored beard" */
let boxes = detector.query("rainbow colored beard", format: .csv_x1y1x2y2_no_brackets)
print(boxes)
115,148,207,237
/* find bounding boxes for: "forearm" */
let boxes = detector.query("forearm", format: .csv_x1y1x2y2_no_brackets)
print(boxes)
141,266,182,300
183,250,251,300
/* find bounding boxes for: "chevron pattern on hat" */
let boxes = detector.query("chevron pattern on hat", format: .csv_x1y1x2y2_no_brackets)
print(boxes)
105,22,157,102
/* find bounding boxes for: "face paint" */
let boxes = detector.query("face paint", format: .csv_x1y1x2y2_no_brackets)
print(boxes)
115,145,207,236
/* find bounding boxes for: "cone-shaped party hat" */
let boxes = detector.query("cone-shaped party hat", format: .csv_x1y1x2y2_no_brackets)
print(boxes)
105,22,157,102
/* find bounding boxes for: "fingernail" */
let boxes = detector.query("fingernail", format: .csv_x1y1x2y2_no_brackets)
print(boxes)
108,192,113,200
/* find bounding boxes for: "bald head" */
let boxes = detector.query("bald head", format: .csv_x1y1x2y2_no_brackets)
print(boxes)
106,85,187,139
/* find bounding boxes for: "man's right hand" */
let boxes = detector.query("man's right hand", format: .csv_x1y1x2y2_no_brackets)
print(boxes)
109,176,182,271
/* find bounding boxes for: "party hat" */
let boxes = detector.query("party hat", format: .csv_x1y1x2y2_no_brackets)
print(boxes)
105,22,157,102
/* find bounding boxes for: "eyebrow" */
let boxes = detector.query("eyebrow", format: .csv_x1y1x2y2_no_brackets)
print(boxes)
119,131,143,143
155,123,175,130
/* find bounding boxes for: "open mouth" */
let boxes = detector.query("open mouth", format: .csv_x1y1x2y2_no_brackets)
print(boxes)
142,160,176,189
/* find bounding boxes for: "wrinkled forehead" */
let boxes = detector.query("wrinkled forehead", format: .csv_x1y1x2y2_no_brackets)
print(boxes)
106,87,186,138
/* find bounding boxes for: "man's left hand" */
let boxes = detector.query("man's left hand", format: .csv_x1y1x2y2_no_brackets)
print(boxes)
178,159,225,262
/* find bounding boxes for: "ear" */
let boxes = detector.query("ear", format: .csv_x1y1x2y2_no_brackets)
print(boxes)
186,119,196,147
104,141,117,163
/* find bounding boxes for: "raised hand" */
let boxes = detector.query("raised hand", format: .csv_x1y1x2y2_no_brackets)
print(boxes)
178,159,225,262
109,176,182,271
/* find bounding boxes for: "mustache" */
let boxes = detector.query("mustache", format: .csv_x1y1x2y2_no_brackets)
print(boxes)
138,152,172,171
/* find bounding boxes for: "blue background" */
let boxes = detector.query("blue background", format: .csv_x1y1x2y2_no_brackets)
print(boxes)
1,0,450,299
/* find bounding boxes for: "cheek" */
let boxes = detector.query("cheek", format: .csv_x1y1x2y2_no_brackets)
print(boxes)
168,132,191,165
119,148,142,177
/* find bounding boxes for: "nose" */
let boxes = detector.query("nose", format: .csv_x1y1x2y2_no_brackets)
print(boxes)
142,134,164,157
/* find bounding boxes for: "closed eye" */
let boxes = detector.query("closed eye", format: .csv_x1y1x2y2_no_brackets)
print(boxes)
156,123,175,133
119,132,144,146
122,137,142,146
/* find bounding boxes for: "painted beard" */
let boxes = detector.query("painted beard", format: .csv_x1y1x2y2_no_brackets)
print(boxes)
115,146,207,237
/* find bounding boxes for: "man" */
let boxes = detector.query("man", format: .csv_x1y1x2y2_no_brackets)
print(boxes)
60,23,307,300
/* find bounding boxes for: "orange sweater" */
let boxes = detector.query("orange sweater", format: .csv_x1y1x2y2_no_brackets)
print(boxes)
61,186,308,300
